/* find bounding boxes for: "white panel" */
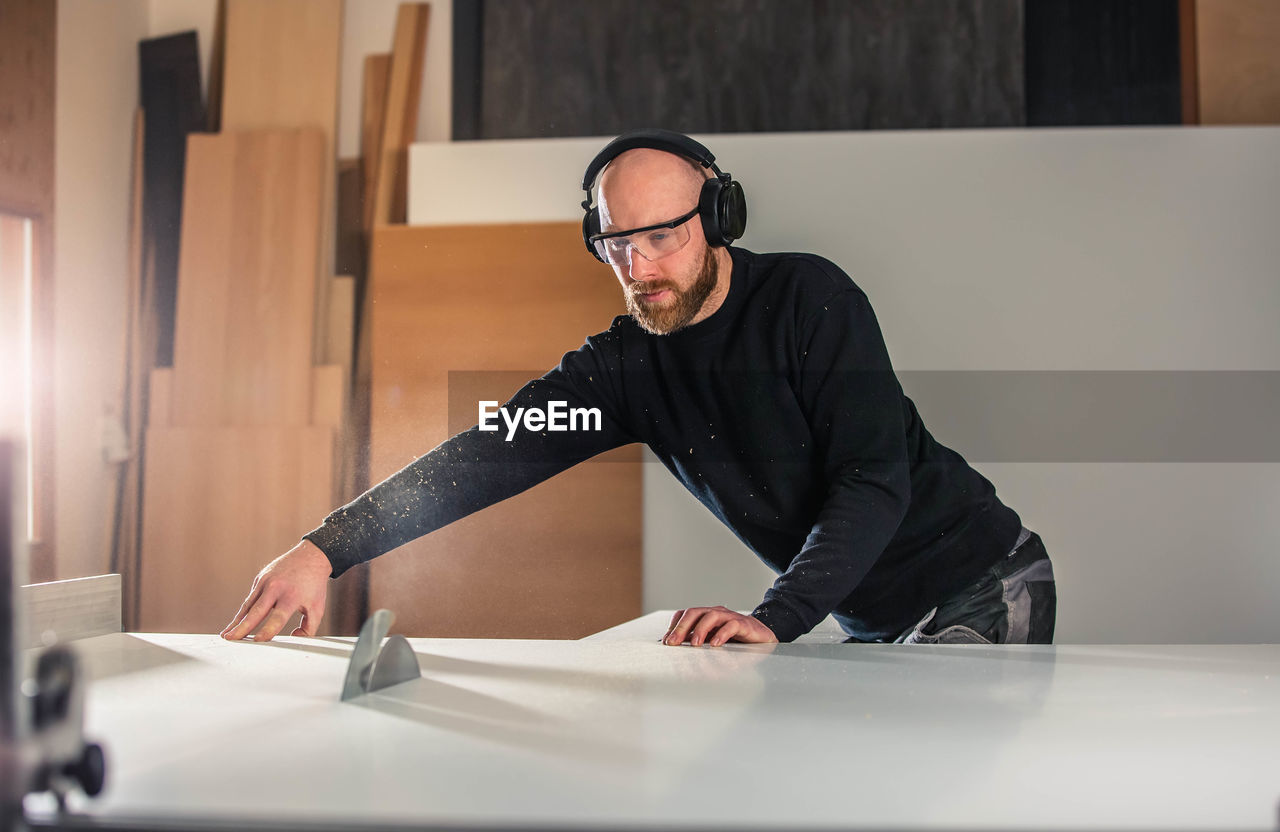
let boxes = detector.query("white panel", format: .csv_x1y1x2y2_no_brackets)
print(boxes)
25,633,1280,830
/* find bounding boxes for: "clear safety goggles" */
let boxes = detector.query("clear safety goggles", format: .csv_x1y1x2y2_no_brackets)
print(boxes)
589,206,699,266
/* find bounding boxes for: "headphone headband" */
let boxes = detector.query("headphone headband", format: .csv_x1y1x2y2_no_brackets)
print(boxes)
581,129,721,194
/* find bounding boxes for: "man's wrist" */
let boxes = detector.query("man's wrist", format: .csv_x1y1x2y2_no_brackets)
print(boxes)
750,599,806,644
296,536,337,579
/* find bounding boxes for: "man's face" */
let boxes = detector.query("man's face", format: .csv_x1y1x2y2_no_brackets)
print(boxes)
597,150,721,335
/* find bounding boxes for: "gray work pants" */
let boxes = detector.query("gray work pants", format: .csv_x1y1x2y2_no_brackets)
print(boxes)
892,527,1057,645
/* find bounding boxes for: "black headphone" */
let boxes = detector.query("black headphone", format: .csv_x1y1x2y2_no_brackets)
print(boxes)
580,128,748,263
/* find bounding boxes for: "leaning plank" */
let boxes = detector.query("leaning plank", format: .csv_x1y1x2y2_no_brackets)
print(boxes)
138,426,336,634
147,368,173,429
370,4,429,228
220,0,343,362
139,32,206,367
361,53,391,234
170,129,325,427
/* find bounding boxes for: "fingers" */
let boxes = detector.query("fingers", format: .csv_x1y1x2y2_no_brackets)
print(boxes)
665,606,730,646
664,608,699,645
662,607,766,647
662,609,686,643
689,609,730,647
221,588,276,641
251,607,294,642
291,603,325,638
709,619,741,647
220,583,263,638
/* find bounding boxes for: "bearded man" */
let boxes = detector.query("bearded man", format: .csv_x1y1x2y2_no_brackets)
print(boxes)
223,129,1056,648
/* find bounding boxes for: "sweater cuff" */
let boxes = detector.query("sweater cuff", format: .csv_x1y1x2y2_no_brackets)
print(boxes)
750,598,808,644
300,525,359,579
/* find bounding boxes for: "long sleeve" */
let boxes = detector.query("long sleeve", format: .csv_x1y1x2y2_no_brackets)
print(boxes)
303,337,636,577
750,286,912,642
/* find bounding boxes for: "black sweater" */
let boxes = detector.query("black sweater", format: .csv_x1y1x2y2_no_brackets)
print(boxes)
304,246,1023,642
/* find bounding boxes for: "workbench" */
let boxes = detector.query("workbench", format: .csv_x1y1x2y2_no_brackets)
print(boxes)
21,612,1280,831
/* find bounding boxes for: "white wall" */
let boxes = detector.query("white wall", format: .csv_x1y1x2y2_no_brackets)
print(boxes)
54,0,151,580
407,128,1280,644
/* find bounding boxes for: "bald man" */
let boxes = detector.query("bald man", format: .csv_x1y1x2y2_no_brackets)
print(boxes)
223,130,1056,647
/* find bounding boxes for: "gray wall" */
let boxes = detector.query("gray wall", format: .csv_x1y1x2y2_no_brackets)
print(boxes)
408,127,1280,643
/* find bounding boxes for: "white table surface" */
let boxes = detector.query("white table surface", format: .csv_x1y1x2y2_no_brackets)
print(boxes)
22,612,1280,831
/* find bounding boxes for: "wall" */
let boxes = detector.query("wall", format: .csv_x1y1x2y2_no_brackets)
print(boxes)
52,0,150,581
407,127,1280,644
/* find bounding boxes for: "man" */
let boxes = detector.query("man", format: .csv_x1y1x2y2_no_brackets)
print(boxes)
222,129,1056,647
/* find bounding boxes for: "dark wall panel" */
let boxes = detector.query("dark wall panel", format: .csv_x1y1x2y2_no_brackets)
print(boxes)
139,32,206,367
457,0,1024,139
1025,0,1182,126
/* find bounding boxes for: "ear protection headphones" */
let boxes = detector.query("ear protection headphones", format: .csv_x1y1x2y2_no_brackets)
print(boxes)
580,128,748,263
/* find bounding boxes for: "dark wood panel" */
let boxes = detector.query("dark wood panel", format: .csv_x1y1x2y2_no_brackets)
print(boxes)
457,0,1024,139
139,32,206,367
1025,0,1182,126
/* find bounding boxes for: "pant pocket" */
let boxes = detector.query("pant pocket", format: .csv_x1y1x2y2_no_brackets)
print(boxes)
895,606,996,644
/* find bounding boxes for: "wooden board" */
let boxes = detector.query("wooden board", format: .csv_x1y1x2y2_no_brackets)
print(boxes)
139,32,207,368
0,0,57,578
20,574,121,649
310,364,344,431
112,108,148,629
1196,0,1280,124
360,54,390,235
147,368,173,429
365,223,640,639
370,4,428,228
220,0,343,361
0,0,56,216
138,426,336,633
170,129,325,427
325,276,355,387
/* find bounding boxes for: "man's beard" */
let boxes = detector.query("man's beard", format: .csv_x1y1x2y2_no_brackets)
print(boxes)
624,246,718,335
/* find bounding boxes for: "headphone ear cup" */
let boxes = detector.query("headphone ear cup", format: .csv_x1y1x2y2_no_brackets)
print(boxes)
698,177,727,247
718,179,747,243
582,208,606,262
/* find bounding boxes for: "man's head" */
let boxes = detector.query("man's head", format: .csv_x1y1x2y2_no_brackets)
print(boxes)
595,148,729,335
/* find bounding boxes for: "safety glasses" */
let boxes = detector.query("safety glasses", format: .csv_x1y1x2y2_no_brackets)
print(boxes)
589,206,699,266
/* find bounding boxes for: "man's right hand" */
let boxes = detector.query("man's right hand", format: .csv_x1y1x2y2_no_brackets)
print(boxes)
221,539,332,641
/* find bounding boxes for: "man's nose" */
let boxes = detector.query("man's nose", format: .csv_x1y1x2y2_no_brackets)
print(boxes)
625,244,659,280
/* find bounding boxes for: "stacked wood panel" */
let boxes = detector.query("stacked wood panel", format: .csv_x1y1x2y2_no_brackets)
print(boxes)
137,1,354,634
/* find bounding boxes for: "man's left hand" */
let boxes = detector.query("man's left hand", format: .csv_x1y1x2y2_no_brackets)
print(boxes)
663,606,779,647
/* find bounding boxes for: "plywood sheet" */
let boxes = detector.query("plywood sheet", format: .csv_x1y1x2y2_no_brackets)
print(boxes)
365,223,640,638
138,426,335,633
1196,0,1280,124
325,275,355,384
139,32,206,367
370,4,428,227
0,0,55,215
147,368,173,429
170,129,325,427
220,0,343,360
310,364,344,430
360,54,390,234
